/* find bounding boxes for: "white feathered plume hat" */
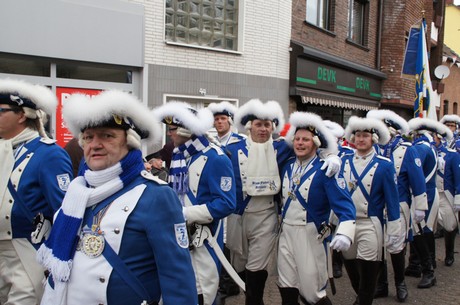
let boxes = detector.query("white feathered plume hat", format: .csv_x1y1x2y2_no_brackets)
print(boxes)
63,90,161,149
323,120,345,139
440,114,460,128
285,112,338,155
366,109,409,135
152,101,214,137
408,117,453,140
207,101,238,119
234,99,285,134
344,116,391,145
0,78,58,138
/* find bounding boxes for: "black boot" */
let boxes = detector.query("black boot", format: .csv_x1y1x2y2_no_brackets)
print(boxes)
374,259,388,298
425,232,437,269
343,259,360,295
391,250,408,302
412,235,436,289
245,269,268,305
278,287,300,305
357,260,381,305
404,242,421,278
332,249,343,278
444,230,456,266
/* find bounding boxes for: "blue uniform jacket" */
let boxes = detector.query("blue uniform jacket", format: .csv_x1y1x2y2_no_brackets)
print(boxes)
10,137,72,242
435,144,460,199
413,136,438,205
226,138,293,215
81,175,198,305
341,153,400,230
281,157,356,238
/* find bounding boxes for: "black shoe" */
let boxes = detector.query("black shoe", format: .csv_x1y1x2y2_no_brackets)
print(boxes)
445,255,454,266
333,264,342,278
404,266,421,278
395,282,408,302
374,284,388,298
431,258,437,269
417,273,436,288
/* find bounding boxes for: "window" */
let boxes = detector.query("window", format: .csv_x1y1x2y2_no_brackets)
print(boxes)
57,62,133,83
165,0,239,51
347,0,368,45
454,102,458,114
306,0,331,30
0,53,50,77
443,99,449,114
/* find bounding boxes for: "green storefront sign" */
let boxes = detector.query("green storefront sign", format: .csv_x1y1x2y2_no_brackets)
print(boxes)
296,58,382,100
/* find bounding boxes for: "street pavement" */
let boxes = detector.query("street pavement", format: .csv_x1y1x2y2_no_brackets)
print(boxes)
226,235,460,305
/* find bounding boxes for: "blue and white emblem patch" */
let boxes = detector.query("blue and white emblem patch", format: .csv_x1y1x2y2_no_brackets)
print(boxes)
415,158,422,167
175,223,189,249
336,177,346,190
220,177,232,192
56,174,71,191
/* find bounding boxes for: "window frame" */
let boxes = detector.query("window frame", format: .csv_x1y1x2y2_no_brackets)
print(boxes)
305,0,333,31
347,0,369,47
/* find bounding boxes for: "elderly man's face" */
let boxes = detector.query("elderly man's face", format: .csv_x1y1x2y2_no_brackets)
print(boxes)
82,127,129,171
250,119,273,143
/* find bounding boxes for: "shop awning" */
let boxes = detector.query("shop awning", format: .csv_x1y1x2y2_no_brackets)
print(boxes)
296,87,380,111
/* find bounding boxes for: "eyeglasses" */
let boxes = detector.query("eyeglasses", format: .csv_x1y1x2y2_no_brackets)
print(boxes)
0,108,15,113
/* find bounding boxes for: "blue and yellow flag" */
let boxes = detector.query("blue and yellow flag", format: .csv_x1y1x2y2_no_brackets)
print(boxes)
401,19,437,120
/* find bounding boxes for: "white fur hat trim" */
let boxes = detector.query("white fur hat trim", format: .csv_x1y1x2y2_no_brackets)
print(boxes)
367,109,409,134
345,116,391,145
408,117,453,140
234,99,285,134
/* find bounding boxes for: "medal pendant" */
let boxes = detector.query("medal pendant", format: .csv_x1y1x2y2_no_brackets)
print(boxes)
288,192,296,201
81,232,105,258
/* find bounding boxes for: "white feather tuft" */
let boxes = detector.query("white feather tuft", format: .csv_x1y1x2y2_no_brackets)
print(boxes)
344,116,391,145
366,109,409,134
234,99,285,134
408,117,453,140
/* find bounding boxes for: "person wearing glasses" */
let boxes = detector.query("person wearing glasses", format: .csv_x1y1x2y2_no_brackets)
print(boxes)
0,79,73,305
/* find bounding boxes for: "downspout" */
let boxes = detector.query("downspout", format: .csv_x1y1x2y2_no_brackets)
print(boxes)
376,0,384,70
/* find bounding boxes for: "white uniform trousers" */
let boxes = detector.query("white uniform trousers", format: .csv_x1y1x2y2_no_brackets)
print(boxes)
343,218,383,261
231,208,278,273
438,192,459,232
277,223,327,304
0,240,43,305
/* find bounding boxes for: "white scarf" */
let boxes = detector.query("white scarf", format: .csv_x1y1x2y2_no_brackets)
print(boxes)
244,135,280,196
0,128,39,200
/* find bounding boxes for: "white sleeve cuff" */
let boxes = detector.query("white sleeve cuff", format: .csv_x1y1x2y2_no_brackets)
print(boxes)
455,194,460,207
413,193,428,211
336,220,356,243
184,205,214,224
387,218,401,237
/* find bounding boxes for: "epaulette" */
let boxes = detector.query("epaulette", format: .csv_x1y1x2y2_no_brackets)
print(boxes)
446,147,457,153
400,142,412,147
40,138,56,145
141,170,168,185
209,143,225,155
376,155,392,162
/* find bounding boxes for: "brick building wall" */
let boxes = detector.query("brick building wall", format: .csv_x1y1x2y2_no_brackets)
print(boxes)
291,0,380,69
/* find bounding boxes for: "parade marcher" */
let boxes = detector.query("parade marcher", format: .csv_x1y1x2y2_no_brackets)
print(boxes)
323,119,354,279
37,90,197,305
0,79,73,305
226,99,342,305
145,150,169,182
153,101,237,305
207,101,245,305
341,116,403,305
277,112,356,305
207,101,245,148
440,114,460,153
431,123,460,266
404,117,439,289
367,109,428,302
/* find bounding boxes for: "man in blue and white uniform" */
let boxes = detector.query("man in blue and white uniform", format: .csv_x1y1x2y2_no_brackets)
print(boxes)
431,123,460,266
440,114,460,153
405,118,440,289
367,109,428,302
341,116,403,305
153,101,236,305
207,101,245,304
38,91,197,305
278,112,356,305
0,79,73,305
226,99,342,305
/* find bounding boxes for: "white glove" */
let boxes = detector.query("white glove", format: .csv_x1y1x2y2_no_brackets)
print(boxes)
413,209,425,224
454,205,460,213
330,234,352,252
321,154,341,177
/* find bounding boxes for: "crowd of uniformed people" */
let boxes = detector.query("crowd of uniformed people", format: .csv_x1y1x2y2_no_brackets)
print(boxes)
0,78,459,305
